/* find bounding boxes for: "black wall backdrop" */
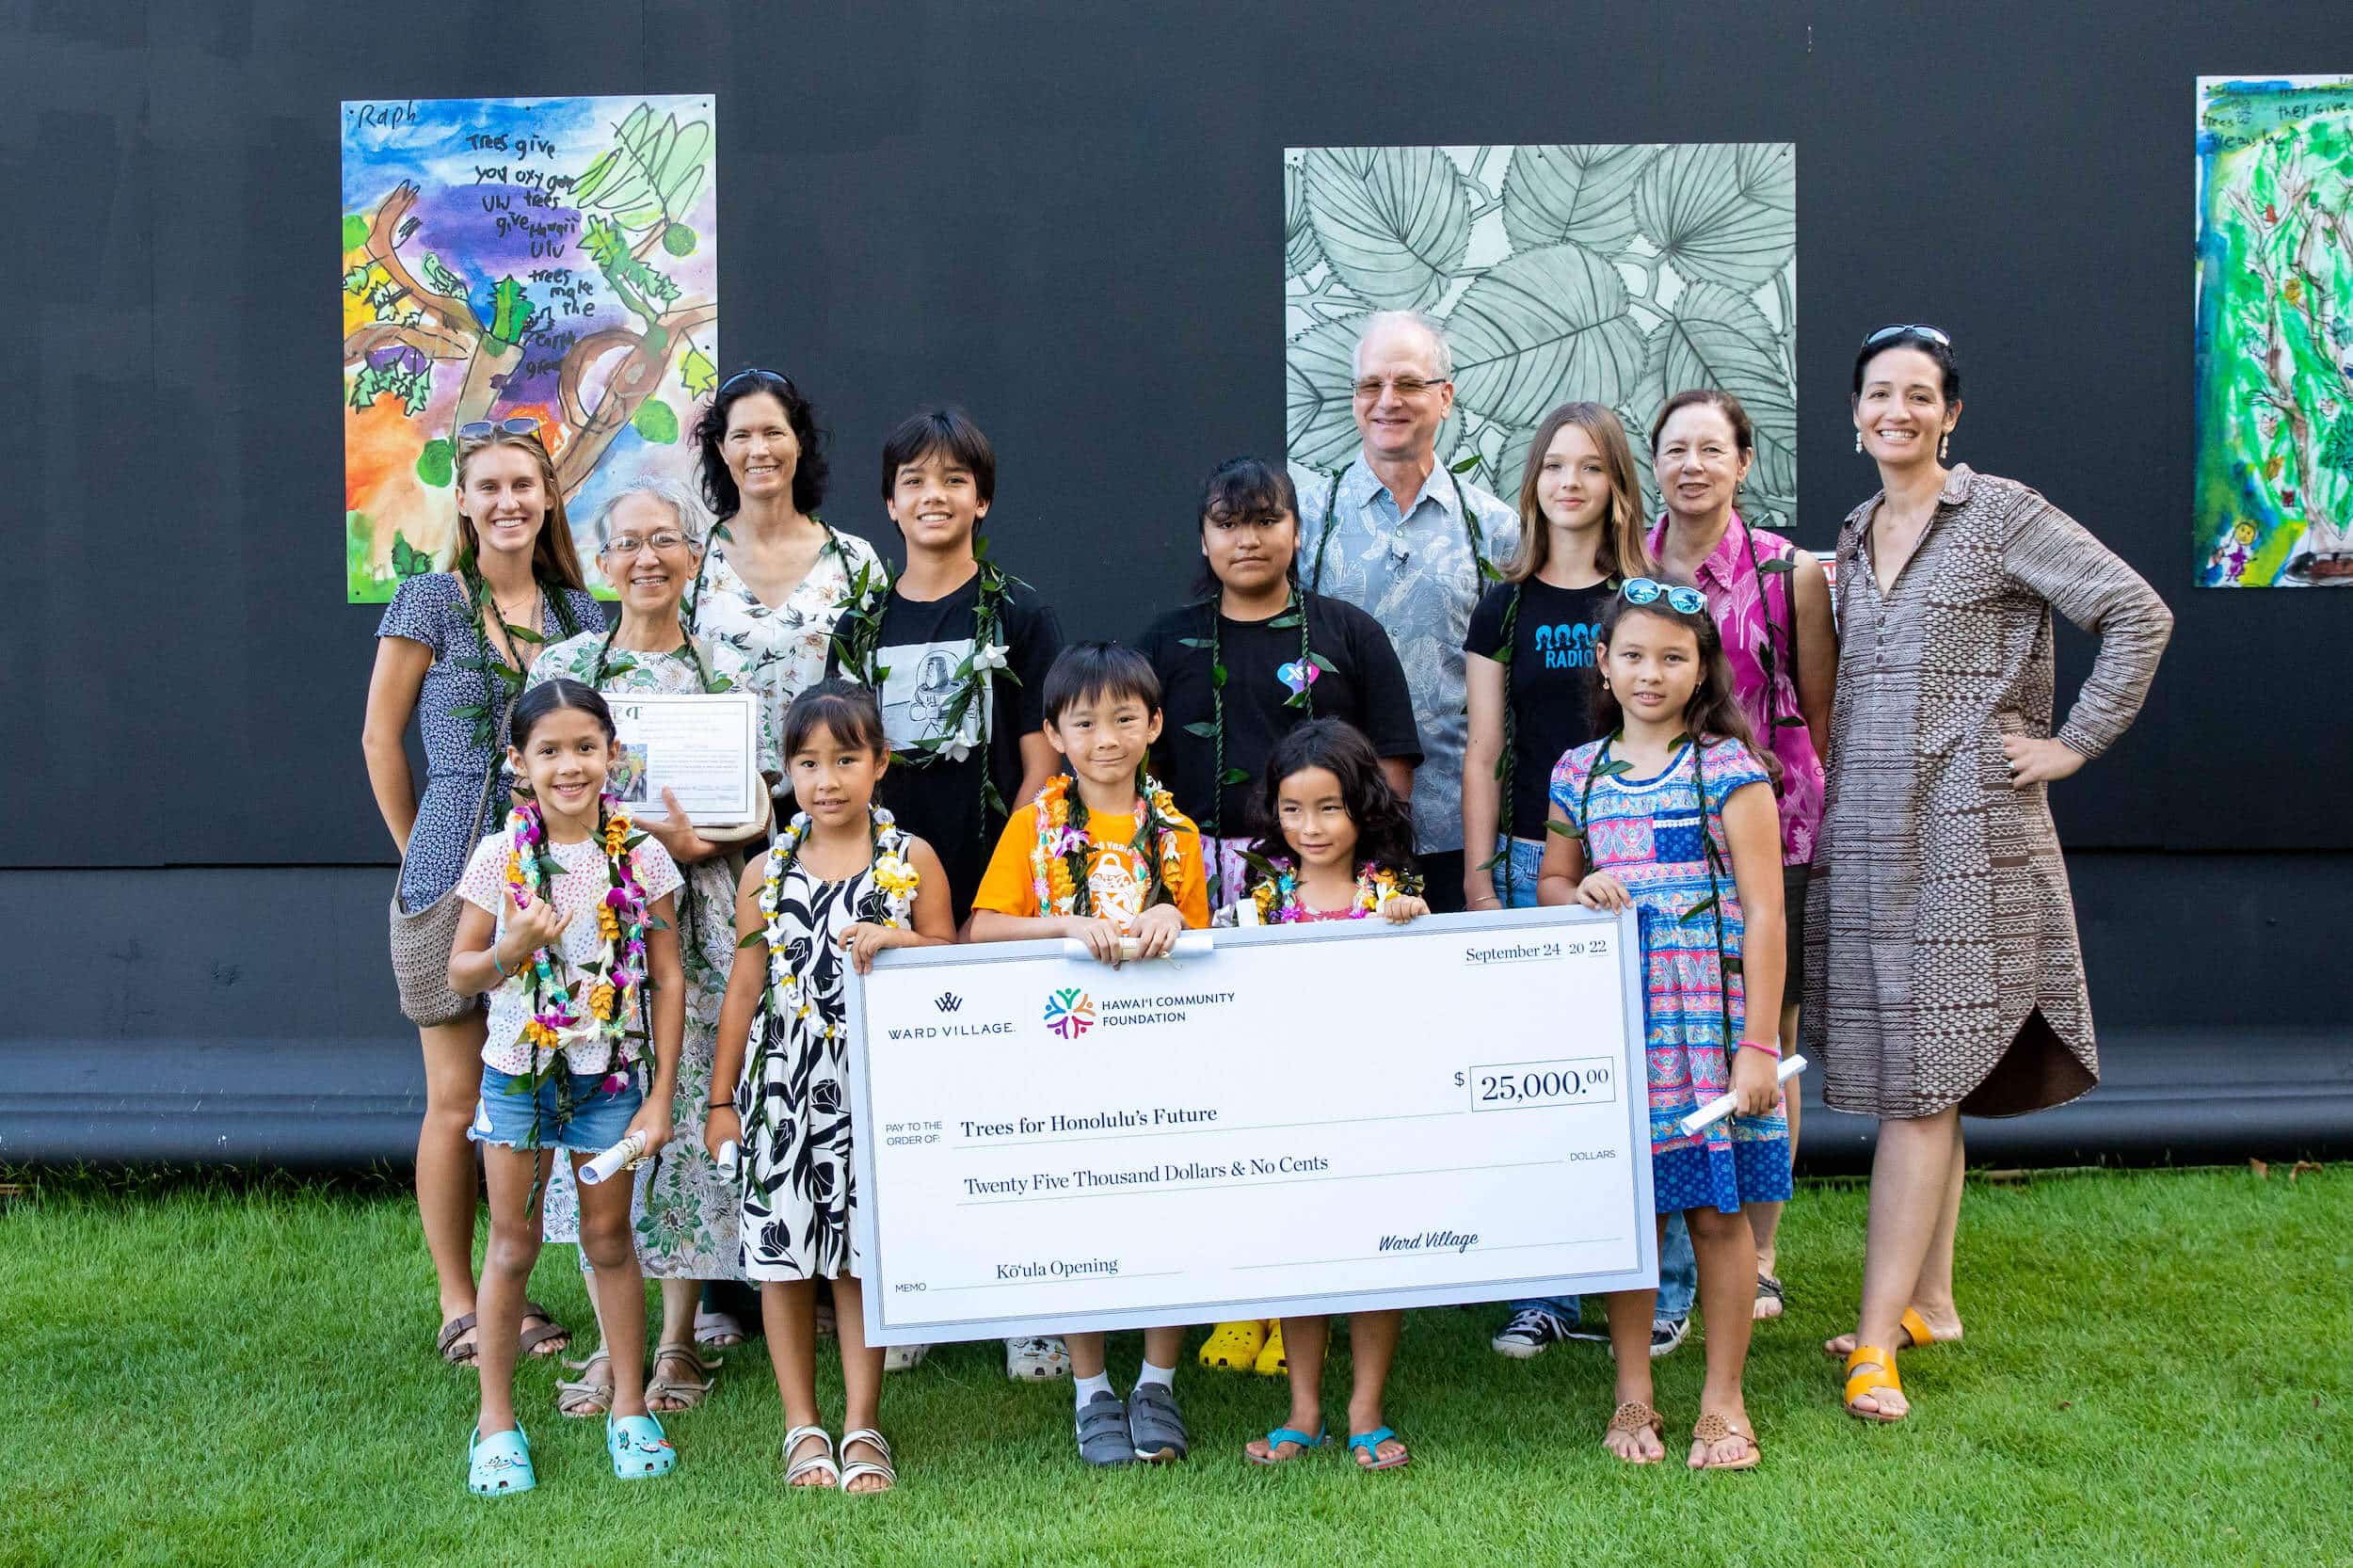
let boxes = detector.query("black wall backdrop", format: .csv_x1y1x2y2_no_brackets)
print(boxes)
3,2,2346,1160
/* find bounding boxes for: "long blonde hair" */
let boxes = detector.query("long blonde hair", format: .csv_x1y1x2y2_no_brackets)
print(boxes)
450,425,587,590
1507,402,1650,584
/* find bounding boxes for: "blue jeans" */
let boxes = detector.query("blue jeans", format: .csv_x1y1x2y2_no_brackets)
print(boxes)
1488,835,1545,908
1511,1212,1696,1326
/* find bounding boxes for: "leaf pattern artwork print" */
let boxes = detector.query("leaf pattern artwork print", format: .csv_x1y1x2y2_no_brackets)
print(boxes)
1285,144,1798,535
2195,76,2353,586
341,95,720,602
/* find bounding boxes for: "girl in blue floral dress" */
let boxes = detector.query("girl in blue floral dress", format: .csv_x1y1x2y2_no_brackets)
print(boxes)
1538,578,1791,1473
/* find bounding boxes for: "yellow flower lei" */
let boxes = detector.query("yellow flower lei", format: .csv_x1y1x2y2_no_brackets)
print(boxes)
1028,771,1190,920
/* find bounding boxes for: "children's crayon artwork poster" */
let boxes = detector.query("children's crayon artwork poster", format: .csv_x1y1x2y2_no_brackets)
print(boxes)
1284,144,1797,535
2196,76,2353,587
342,95,719,602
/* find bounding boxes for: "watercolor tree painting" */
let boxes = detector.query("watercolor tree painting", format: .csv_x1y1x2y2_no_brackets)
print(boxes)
2196,76,2353,587
341,95,720,601
1285,144,1797,537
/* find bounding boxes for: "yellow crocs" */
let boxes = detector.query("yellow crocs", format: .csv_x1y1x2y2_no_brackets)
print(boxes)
1197,1319,1267,1372
1253,1320,1289,1378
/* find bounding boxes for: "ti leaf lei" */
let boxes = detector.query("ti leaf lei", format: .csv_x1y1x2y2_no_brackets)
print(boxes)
1478,574,1624,903
1027,771,1189,920
830,549,1025,856
445,553,584,756
1563,730,1741,1053
1176,589,1327,904
1307,460,1501,596
731,806,917,1185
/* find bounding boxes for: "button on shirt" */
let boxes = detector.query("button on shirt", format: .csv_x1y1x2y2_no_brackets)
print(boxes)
1295,453,1519,855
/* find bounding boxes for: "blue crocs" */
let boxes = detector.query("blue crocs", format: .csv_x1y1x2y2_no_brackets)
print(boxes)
468,1424,536,1496
608,1413,677,1480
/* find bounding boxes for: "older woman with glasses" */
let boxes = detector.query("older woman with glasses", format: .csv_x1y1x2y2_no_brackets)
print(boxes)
523,476,782,1420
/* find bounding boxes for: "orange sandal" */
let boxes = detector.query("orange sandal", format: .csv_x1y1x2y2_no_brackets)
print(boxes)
1689,1412,1762,1471
1822,1307,1939,1359
1603,1400,1665,1464
1843,1345,1907,1422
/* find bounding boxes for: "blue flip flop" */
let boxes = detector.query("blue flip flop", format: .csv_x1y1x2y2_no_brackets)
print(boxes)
1348,1426,1410,1471
468,1424,536,1496
608,1413,678,1480
1245,1425,1325,1465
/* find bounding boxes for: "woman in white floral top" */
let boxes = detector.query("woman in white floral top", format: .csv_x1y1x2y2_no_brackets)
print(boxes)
527,477,782,1419
683,369,883,765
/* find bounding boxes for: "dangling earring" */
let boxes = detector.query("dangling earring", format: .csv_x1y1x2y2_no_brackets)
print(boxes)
1939,433,1950,461
1853,430,1864,454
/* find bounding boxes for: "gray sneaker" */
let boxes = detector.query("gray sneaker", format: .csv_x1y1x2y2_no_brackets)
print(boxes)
1126,1381,1189,1463
1075,1391,1136,1466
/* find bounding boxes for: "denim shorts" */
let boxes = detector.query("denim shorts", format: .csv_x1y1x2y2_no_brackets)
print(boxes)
1488,836,1546,908
469,1063,643,1154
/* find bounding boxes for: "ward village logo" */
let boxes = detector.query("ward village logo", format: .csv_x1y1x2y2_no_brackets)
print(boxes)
1043,987,1096,1039
934,992,963,1014
1535,622,1596,669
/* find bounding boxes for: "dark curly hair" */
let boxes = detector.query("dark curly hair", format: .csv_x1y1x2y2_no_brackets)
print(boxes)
1243,717,1418,882
691,368,830,520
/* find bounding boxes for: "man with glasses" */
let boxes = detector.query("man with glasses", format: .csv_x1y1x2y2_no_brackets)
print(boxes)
1295,311,1518,911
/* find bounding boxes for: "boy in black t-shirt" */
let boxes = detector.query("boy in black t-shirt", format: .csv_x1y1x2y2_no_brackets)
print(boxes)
831,408,1064,930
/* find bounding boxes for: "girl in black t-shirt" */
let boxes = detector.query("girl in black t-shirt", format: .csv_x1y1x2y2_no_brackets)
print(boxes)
1137,456,1422,911
1463,402,1654,912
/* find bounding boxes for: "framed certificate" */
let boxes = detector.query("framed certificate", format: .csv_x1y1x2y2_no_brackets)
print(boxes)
842,907,1655,1345
605,692,761,827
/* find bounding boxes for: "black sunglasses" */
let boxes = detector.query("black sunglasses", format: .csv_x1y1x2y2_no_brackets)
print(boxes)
456,416,541,440
1862,324,1952,349
718,367,799,396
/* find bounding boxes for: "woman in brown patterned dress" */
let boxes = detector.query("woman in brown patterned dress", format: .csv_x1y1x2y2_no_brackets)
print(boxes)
1807,328,2171,1421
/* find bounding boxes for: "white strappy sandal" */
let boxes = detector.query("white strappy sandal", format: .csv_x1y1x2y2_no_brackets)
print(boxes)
783,1425,839,1489
840,1428,896,1494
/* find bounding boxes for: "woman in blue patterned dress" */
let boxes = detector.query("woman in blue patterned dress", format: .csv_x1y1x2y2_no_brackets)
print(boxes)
362,422,605,1365
1537,578,1791,1472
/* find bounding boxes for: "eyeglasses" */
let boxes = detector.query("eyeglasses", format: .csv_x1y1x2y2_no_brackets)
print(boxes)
600,531,696,556
1861,324,1952,349
1351,376,1449,400
1620,577,1707,616
457,417,541,440
719,367,798,396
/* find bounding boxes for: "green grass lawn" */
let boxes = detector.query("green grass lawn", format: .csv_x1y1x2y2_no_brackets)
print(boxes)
3,1167,2343,1568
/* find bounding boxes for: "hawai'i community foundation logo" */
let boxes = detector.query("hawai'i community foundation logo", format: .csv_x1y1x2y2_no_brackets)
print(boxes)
1043,987,1096,1039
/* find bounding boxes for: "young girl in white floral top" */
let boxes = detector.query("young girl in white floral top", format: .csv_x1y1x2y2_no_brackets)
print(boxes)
447,680,686,1497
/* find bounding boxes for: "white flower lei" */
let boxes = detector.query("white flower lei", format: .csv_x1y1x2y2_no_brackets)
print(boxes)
758,804,918,1043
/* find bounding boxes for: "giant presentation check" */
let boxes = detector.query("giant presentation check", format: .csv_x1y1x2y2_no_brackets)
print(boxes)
843,907,1656,1345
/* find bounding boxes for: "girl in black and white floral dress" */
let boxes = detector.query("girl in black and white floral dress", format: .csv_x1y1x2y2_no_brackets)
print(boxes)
707,681,955,1494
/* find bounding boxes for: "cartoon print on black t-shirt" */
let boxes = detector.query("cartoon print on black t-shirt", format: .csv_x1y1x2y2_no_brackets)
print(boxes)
879,639,984,751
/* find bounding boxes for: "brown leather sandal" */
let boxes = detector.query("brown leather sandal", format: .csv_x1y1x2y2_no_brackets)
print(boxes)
645,1343,721,1413
437,1313,479,1366
1689,1411,1762,1471
518,1300,571,1358
554,1350,614,1418
1604,1400,1666,1464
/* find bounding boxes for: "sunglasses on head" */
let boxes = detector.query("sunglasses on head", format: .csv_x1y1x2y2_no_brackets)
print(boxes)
719,367,797,396
1862,323,1952,349
456,416,541,440
1620,577,1707,616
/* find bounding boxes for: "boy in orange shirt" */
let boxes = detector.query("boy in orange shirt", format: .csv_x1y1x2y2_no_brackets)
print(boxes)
970,642,1209,1464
